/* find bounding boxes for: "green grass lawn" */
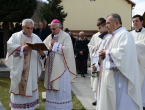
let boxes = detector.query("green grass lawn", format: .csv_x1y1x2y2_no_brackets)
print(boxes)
0,78,86,110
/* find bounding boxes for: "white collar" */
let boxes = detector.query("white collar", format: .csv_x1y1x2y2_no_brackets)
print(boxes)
54,30,62,37
112,27,123,36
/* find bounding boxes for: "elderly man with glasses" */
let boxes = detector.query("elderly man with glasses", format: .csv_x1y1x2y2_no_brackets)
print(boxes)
5,19,44,110
37,19,77,110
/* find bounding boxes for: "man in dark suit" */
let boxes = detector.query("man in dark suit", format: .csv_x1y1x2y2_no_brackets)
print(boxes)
75,31,89,77
35,22,46,41
43,19,52,38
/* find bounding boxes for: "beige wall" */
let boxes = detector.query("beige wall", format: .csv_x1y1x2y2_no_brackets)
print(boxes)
61,0,132,30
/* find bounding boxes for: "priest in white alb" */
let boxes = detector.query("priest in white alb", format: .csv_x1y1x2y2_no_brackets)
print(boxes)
88,26,101,106
5,19,44,110
88,18,111,106
37,19,77,110
97,13,142,110
131,14,145,110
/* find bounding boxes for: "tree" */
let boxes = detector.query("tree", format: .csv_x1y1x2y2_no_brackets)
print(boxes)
0,0,37,57
40,0,67,25
31,1,45,28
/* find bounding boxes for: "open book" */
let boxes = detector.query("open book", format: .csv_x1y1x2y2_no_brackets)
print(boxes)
25,42,48,50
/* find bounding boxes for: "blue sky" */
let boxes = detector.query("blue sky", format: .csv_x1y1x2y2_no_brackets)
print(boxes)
41,0,145,16
132,0,145,16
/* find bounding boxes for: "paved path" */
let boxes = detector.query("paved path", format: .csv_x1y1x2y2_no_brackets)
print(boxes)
0,63,96,110
0,64,9,71
0,102,5,110
72,67,96,110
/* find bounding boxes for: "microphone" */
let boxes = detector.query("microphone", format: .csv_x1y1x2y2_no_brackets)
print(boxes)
52,33,54,39
51,33,55,46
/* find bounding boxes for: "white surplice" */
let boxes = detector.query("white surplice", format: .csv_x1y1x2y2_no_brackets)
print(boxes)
10,90,39,110
45,69,72,110
92,34,111,95
131,27,145,107
97,27,142,110
88,32,101,91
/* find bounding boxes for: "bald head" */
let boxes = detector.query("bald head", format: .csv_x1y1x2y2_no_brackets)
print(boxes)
79,31,85,39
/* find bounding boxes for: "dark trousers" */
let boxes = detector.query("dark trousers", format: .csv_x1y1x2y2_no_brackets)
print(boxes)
76,58,87,75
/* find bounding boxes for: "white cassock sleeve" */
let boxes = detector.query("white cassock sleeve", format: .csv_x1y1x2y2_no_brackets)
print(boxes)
13,46,24,57
92,49,98,65
52,42,62,54
92,50,100,71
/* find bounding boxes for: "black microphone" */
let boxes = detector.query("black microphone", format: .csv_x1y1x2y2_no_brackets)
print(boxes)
51,33,54,46
52,33,54,39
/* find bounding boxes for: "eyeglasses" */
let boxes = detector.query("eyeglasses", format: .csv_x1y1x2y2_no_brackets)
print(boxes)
50,27,58,30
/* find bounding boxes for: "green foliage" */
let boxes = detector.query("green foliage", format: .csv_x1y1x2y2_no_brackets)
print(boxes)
40,0,67,24
0,0,37,22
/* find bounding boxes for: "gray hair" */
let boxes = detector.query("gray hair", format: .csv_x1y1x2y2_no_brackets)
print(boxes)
22,19,34,27
56,23,62,27
79,31,85,35
107,13,122,25
38,22,43,25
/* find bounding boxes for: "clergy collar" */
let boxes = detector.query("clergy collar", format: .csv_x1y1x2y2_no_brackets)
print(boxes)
135,27,143,33
112,26,123,36
98,31,108,39
22,30,32,37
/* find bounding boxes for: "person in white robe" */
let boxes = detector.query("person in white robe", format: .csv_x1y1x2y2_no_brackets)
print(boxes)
37,19,77,110
90,18,111,106
97,13,142,110
5,19,44,110
88,32,101,95
131,14,145,110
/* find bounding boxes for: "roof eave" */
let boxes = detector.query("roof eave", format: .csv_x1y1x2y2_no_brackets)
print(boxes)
125,0,136,7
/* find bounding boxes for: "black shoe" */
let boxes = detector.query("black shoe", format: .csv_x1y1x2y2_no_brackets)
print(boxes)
81,74,85,77
143,107,145,110
92,101,97,106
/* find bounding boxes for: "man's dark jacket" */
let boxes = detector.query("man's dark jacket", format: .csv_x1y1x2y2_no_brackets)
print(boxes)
35,28,46,41
74,38,89,60
43,26,52,39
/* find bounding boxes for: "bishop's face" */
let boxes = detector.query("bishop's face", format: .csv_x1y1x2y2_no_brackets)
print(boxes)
106,16,116,34
50,23,60,35
132,17,143,30
22,23,33,37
